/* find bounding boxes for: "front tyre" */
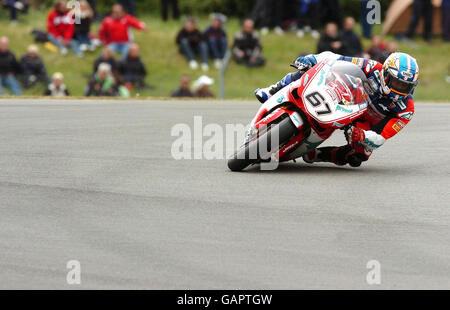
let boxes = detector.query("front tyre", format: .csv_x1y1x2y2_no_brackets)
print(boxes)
227,117,298,171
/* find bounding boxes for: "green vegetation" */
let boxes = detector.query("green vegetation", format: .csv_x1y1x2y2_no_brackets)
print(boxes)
1,10,449,101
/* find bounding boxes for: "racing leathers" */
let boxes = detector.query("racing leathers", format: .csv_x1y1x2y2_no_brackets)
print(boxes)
257,51,415,167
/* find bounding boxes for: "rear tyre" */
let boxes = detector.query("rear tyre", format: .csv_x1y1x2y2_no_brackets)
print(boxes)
227,117,298,171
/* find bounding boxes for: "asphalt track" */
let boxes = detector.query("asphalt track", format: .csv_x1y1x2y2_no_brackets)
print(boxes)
0,99,449,289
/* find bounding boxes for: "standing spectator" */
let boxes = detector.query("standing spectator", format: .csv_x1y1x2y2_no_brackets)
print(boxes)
161,0,180,21
366,35,387,63
44,72,70,97
19,45,49,88
99,4,147,58
232,19,265,67
118,0,135,16
176,17,209,71
193,75,215,98
73,0,95,52
317,22,346,54
406,0,433,41
117,43,148,89
340,17,362,57
320,0,342,27
171,75,194,97
443,0,450,41
250,0,284,35
47,0,82,57
5,0,29,22
295,0,320,39
0,36,22,95
204,14,228,69
85,63,118,97
360,0,373,39
93,47,117,75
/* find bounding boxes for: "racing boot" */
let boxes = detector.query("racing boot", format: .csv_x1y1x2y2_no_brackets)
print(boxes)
302,149,324,164
254,83,283,103
304,145,368,167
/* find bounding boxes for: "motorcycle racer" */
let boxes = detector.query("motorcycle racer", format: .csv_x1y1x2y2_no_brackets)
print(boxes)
254,51,419,167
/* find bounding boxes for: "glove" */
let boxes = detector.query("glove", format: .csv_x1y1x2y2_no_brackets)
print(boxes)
293,55,317,71
346,126,365,144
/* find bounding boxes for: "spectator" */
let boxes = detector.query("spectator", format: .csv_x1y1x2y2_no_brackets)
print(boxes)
161,0,180,21
171,75,194,98
386,41,398,55
87,0,97,19
340,17,362,57
93,46,117,75
443,0,450,41
117,43,148,89
73,0,95,52
232,19,265,67
176,17,209,71
99,4,147,58
19,44,49,88
118,0,135,16
4,0,29,22
85,63,119,97
193,75,215,98
317,22,346,54
44,72,70,97
250,0,284,35
366,35,387,63
320,0,342,27
406,0,433,41
0,36,22,95
360,0,373,39
204,13,228,69
295,0,320,39
47,0,82,57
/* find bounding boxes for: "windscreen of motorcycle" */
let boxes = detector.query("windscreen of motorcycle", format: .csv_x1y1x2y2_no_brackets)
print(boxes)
301,61,371,125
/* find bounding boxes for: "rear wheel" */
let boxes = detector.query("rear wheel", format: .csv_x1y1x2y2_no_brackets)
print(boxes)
227,117,298,171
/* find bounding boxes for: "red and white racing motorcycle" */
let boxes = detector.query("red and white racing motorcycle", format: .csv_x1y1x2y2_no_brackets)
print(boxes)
228,59,372,171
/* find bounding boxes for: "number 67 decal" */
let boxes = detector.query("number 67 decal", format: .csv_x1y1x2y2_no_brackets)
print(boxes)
305,91,332,115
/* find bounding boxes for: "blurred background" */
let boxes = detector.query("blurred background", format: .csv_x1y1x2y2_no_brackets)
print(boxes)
0,0,449,100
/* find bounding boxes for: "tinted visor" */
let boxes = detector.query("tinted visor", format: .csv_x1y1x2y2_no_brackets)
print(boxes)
385,69,415,95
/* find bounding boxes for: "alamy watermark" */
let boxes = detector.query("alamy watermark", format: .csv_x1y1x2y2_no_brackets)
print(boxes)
66,260,81,285
366,259,381,285
365,0,381,25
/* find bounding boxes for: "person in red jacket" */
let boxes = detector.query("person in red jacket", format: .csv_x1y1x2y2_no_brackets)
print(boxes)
99,4,147,58
46,0,82,57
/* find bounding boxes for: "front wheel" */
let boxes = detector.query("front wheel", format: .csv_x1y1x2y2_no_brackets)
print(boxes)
227,117,298,171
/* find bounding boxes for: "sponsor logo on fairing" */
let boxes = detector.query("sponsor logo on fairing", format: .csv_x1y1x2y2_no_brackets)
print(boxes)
336,105,353,114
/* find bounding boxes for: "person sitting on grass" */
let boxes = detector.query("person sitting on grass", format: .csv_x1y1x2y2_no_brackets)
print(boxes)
93,46,117,75
340,17,362,57
176,17,209,71
44,72,70,97
192,75,215,98
72,0,95,53
85,63,129,97
171,75,194,98
117,43,150,90
99,4,147,58
20,45,50,89
232,19,265,68
366,35,387,63
317,22,346,55
46,0,83,57
203,13,228,69
0,36,22,96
